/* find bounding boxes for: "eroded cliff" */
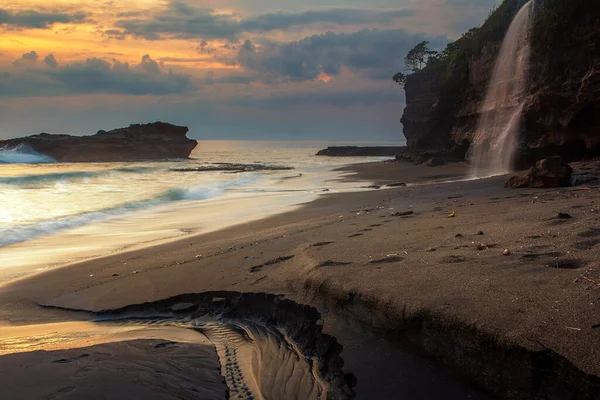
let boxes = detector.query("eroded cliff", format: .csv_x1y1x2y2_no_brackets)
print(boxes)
400,0,600,167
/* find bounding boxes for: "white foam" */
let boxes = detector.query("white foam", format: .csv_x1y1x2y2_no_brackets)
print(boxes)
0,174,259,247
0,144,55,164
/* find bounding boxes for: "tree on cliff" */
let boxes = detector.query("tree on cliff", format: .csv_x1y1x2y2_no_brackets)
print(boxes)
392,72,407,86
404,41,438,72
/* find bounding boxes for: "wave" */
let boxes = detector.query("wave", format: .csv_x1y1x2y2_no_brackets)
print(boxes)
0,144,55,164
0,166,156,186
0,175,258,248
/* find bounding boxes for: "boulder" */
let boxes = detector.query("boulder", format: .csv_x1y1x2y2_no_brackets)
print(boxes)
505,156,573,188
424,158,446,167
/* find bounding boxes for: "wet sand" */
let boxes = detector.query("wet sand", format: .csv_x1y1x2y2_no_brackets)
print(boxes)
1,160,600,398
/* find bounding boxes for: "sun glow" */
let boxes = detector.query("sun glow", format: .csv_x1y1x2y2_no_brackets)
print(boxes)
0,0,237,71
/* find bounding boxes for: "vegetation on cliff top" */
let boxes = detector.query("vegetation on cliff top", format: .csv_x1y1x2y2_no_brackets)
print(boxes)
393,0,529,96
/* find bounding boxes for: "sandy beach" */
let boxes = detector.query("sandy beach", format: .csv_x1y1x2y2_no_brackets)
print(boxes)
1,160,600,399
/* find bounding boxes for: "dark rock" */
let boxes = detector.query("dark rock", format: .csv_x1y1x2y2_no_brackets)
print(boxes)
455,234,464,238
264,255,294,266
369,256,405,264
477,231,485,236
391,211,414,217
424,158,446,167
0,122,197,162
395,153,413,163
316,146,405,157
386,182,407,187
505,157,573,188
174,163,293,173
557,213,573,220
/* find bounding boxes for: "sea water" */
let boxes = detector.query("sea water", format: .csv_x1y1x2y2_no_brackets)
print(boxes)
0,140,395,280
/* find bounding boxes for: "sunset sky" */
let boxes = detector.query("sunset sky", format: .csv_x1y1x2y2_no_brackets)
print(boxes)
0,0,497,140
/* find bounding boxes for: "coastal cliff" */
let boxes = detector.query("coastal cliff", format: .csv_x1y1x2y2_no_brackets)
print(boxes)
400,0,600,167
0,122,197,162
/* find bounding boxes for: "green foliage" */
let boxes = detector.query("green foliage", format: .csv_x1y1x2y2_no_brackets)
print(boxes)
404,41,439,72
395,0,530,107
392,72,407,86
391,0,529,89
438,0,529,74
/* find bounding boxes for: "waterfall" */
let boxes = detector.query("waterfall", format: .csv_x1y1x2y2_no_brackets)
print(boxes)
471,0,534,177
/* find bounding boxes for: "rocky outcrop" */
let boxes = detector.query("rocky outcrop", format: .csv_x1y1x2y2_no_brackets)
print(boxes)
400,0,600,168
173,163,294,172
505,156,573,188
316,146,405,157
47,291,356,400
0,122,197,162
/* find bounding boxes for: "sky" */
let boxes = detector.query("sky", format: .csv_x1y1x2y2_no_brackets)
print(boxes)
0,0,498,140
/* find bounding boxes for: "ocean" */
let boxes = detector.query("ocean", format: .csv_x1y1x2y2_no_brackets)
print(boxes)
0,140,397,281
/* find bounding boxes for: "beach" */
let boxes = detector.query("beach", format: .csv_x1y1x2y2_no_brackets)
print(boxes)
1,159,600,399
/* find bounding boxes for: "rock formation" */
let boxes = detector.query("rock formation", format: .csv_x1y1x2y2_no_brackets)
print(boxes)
0,122,197,162
316,146,405,157
173,163,294,172
400,0,600,169
505,156,573,188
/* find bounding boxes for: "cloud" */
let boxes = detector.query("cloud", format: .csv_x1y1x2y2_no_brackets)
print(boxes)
109,1,416,40
12,51,39,67
136,54,161,76
231,86,403,108
234,29,444,82
0,55,192,98
44,54,58,68
0,8,88,29
241,8,415,31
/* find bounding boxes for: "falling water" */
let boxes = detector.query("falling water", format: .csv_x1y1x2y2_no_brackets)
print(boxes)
471,0,534,177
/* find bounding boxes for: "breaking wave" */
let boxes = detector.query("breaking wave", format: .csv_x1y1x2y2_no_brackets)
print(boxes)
0,175,258,247
0,166,155,186
0,144,55,164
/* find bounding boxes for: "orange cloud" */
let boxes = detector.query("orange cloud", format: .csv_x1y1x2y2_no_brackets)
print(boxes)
0,1,237,72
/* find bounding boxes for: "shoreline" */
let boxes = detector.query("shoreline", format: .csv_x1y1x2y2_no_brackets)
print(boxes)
1,160,600,398
0,160,384,284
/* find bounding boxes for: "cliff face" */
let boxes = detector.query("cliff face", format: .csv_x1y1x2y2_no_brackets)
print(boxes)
401,0,600,167
0,122,198,162
523,0,600,164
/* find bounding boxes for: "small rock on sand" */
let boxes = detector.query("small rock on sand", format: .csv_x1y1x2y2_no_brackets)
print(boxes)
557,213,573,220
386,182,407,187
391,211,414,217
